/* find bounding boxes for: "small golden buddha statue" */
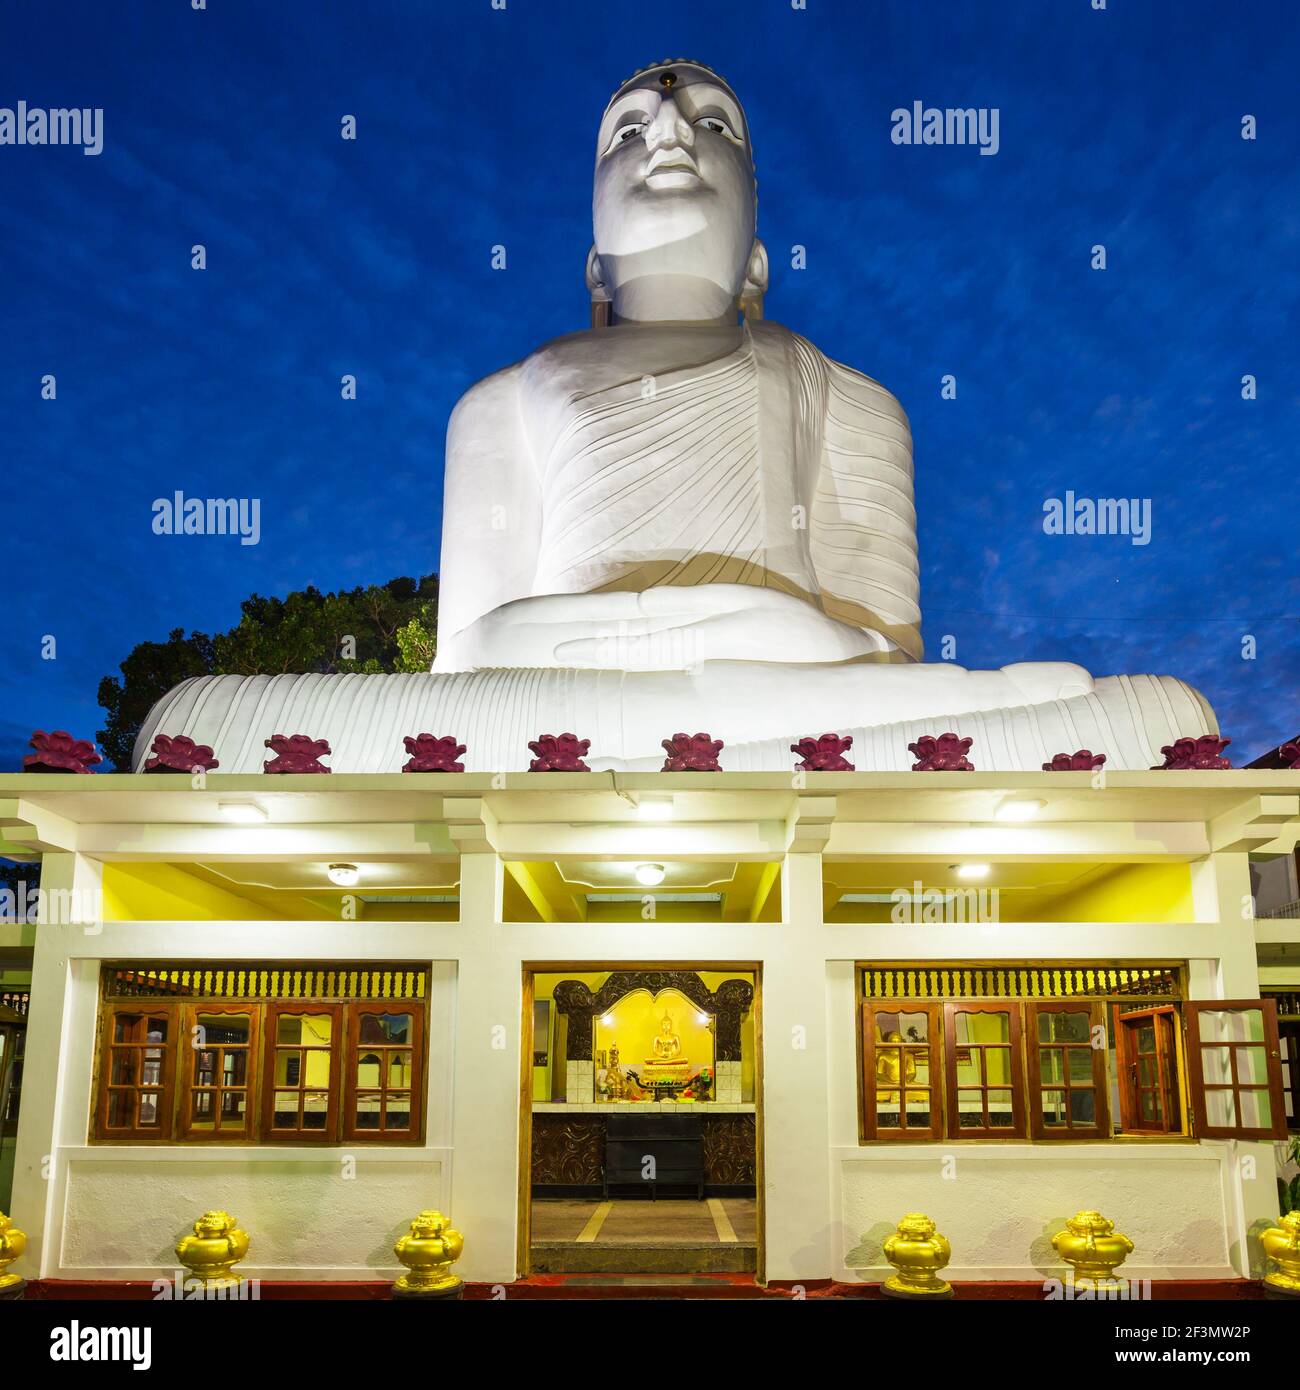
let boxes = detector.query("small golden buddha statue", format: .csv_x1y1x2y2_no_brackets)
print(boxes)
606,1041,626,1100
647,1012,687,1067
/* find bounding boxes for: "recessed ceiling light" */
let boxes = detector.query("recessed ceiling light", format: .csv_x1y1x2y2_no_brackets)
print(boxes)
327,863,360,887
954,863,990,880
636,795,675,820
218,801,266,823
996,799,1045,822
634,862,666,886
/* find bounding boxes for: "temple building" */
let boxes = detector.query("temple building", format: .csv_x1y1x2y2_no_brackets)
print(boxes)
1,60,1297,1297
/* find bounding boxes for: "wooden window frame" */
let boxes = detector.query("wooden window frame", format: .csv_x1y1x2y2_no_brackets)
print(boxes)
95,1002,180,1142
178,1003,259,1142
943,1001,1026,1139
343,1001,426,1144
1278,1018,1300,1134
1025,1000,1110,1140
1186,998,1287,1141
860,1001,943,1141
261,1002,344,1144
1113,1003,1183,1134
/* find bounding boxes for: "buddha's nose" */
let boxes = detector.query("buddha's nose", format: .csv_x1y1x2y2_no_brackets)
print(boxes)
646,95,693,151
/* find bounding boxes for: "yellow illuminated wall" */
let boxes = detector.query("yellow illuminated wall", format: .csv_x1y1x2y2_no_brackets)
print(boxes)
103,863,286,922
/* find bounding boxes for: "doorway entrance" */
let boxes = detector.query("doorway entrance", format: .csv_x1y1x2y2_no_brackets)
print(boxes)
520,967,762,1276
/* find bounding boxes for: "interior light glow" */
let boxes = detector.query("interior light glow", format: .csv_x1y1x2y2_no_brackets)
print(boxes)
327,863,360,887
218,801,266,823
954,863,990,880
995,799,1045,822
634,862,666,886
636,795,675,820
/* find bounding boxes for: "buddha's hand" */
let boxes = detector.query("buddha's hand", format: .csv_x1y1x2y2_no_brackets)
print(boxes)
435,584,896,672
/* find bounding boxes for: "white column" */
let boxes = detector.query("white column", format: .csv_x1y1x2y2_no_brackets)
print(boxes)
9,852,102,1277
447,852,522,1282
762,851,833,1282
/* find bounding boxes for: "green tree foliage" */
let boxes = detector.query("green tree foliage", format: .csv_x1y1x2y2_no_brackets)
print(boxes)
97,575,437,769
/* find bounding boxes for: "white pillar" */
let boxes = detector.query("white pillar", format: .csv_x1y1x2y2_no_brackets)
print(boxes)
763,851,833,1282
9,852,102,1277
448,852,522,1282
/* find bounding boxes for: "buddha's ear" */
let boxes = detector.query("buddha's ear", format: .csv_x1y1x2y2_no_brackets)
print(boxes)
739,238,768,322
586,246,612,329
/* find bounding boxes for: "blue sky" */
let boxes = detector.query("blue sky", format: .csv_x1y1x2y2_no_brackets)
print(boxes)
1,0,1296,768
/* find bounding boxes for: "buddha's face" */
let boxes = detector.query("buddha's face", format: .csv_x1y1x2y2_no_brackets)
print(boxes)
593,64,757,322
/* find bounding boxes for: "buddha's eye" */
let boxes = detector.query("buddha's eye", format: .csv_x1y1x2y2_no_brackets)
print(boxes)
607,122,646,151
694,116,738,142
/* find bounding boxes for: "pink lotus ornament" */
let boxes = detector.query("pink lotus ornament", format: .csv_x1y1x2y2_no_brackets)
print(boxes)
144,734,219,774
263,734,332,774
909,732,974,771
402,734,466,773
1043,750,1106,772
1151,735,1231,770
23,730,102,774
792,733,855,772
528,733,591,772
1278,741,1300,770
661,732,724,772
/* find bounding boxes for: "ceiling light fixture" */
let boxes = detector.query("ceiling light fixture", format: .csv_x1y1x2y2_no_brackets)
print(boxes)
995,799,1045,822
634,862,666,886
636,795,675,820
218,801,266,824
954,862,990,880
327,863,360,887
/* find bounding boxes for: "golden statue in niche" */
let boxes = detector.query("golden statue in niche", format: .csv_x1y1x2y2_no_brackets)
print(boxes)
648,1012,685,1065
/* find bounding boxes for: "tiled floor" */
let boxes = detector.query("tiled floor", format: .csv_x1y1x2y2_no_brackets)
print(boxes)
531,1197,758,1273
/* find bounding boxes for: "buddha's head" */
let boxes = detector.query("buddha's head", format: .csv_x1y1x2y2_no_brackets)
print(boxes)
590,60,767,324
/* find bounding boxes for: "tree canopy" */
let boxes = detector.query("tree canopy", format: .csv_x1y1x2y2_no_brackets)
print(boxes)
97,574,437,769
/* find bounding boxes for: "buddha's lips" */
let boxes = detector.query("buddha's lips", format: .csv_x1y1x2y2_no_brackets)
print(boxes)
644,149,700,181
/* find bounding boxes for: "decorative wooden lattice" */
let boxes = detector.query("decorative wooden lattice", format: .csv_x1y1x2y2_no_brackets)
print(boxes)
101,963,427,1001
862,965,1181,1000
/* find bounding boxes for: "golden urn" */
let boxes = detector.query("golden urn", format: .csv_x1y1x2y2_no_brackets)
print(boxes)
1260,1210,1300,1297
175,1210,250,1291
393,1210,465,1299
1051,1210,1134,1292
0,1210,27,1292
881,1212,953,1299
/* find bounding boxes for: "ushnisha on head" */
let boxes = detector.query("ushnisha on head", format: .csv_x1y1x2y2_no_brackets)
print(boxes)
589,59,768,325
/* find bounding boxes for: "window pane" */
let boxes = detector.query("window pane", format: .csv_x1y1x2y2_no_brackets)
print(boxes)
1041,1089,1067,1126
106,1090,132,1127
357,1051,382,1086
110,1050,137,1086
137,1092,161,1127
1235,1046,1270,1086
987,1090,1015,1125
1236,1088,1273,1130
191,1089,214,1121
355,1093,382,1129
1199,1045,1233,1086
1067,1047,1094,1082
1205,1088,1237,1128
360,1013,412,1045
388,1053,412,1088
1039,1010,1089,1043
302,1094,329,1129
1069,1090,1097,1124
272,1093,300,1127
1198,1007,1265,1047
278,1013,333,1045
384,1094,412,1129
1038,1048,1065,1084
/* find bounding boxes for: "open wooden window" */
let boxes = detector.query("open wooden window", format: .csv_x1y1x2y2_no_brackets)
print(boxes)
264,1003,342,1141
861,1002,942,1140
1026,1000,1109,1139
1186,999,1287,1140
943,1001,1024,1138
344,1003,424,1142
180,1004,258,1141
96,1004,179,1140
1278,1020,1300,1133
1114,1004,1183,1134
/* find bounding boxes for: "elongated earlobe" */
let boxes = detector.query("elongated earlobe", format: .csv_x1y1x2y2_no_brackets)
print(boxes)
586,246,612,328
739,238,768,321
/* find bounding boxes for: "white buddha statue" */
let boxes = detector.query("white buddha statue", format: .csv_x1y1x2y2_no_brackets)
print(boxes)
135,61,1217,772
